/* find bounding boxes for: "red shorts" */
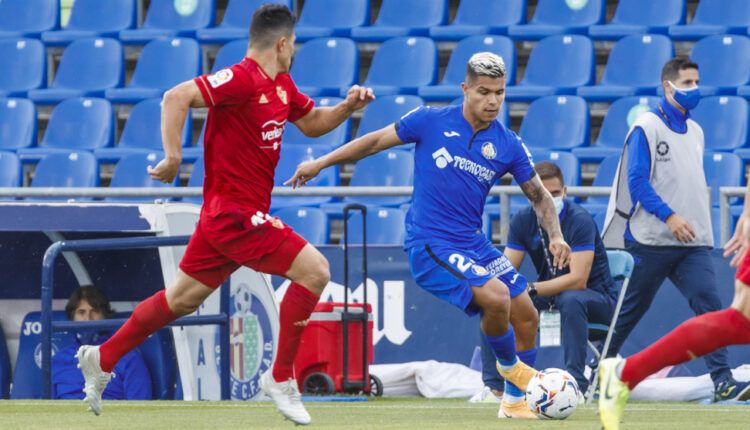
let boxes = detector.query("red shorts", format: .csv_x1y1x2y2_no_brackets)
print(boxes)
736,250,750,286
179,209,308,288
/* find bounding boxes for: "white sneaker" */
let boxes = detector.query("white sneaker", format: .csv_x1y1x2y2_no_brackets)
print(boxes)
260,371,311,425
76,345,112,416
468,386,502,404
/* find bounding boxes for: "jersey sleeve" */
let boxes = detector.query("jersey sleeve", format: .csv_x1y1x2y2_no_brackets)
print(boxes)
194,64,254,108
395,106,430,143
508,132,536,184
286,76,315,122
506,211,529,251
568,214,597,252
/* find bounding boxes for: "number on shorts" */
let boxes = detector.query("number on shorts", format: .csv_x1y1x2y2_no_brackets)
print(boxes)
448,253,473,272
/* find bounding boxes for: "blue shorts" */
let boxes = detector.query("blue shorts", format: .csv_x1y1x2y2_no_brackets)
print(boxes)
407,240,528,316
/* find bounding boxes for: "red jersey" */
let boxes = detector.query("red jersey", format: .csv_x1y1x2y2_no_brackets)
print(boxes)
194,57,314,216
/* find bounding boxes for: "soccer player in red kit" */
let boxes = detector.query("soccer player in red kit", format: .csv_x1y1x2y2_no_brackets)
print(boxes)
75,5,374,425
599,180,750,429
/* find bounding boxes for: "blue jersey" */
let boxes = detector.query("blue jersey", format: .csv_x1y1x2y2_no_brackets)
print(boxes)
396,104,536,249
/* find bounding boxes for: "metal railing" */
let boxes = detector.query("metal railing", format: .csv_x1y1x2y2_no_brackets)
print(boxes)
719,187,746,245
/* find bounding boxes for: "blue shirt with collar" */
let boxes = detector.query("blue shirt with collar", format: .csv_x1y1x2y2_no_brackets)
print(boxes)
395,104,536,249
624,97,688,241
506,198,615,296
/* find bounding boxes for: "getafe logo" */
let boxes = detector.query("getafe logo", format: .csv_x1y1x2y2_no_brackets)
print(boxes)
276,86,288,105
481,142,497,160
216,283,274,400
471,264,489,276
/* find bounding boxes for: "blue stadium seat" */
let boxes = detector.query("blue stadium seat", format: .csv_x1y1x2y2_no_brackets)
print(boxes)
450,96,510,126
119,0,214,44
519,96,590,151
196,0,291,44
341,150,414,207
10,311,73,399
41,0,136,45
291,38,358,97
577,34,673,101
581,154,620,214
692,96,749,152
508,0,604,40
108,152,177,202
418,35,515,101
28,38,123,103
429,0,525,41
0,38,45,98
690,35,750,96
295,0,369,42
211,38,247,72
30,152,99,196
669,0,750,40
283,97,351,147
0,324,9,398
0,98,37,150
704,152,743,207
137,328,177,400
271,144,339,209
589,0,685,40
273,207,329,245
181,121,204,163
353,37,437,97
105,38,200,104
184,154,204,205
356,95,424,138
506,35,594,101
95,98,191,163
350,0,447,42
18,98,113,162
0,151,21,187
573,96,659,163
345,207,406,245
0,0,57,39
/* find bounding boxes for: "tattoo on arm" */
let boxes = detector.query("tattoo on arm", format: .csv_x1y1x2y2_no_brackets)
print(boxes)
520,175,563,240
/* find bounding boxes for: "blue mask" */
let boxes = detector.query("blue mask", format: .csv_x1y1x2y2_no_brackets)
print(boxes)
669,81,701,111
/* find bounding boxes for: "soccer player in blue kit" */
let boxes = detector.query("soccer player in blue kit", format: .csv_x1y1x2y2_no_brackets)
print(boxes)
287,53,571,418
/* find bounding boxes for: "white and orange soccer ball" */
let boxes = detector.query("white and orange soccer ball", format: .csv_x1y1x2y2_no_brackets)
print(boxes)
525,368,580,420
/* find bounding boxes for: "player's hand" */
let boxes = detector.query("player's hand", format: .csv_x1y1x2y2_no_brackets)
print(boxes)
284,159,323,189
548,237,571,270
147,157,180,184
724,212,750,267
666,213,696,243
343,85,375,112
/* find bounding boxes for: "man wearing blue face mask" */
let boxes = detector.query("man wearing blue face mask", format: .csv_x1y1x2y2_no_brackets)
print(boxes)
602,57,750,400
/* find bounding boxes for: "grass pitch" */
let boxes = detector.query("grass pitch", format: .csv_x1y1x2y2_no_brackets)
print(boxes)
1,398,749,430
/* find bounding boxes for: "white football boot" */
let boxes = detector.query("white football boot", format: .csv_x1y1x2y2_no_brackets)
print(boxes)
76,345,112,416
260,371,311,425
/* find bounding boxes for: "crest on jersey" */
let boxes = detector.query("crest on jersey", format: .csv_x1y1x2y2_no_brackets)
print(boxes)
276,86,288,105
481,142,497,160
208,68,233,88
472,264,489,276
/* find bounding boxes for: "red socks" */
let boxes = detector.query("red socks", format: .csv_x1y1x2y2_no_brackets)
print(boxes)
621,308,750,390
99,290,178,372
272,282,320,381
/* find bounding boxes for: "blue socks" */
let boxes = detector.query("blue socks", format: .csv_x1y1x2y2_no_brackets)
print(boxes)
483,326,516,364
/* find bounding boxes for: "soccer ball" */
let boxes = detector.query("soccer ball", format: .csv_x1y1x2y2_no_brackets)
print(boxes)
525,368,580,420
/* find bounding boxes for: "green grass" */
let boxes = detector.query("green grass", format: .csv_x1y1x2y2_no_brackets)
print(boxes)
1,398,749,429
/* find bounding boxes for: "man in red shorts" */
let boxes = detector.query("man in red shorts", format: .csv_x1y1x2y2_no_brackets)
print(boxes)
75,4,374,425
599,180,750,429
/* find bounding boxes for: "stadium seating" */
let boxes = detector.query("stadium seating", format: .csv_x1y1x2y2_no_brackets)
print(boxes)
0,151,21,187
519,96,590,151
19,98,113,162
336,150,414,209
291,37,358,97
345,207,406,245
505,35,594,101
295,0,369,42
690,35,750,96
28,38,123,103
356,95,424,138
691,96,749,152
184,154,204,205
273,207,329,245
588,0,685,40
418,35,515,101
41,0,136,45
283,97,351,147
196,0,291,44
107,152,177,202
0,0,57,39
704,152,743,207
429,0,525,41
0,98,37,150
119,0,214,44
0,324,9,398
356,37,437,96
350,0,447,42
581,154,621,215
573,96,659,163
451,96,510,126
508,0,604,40
271,144,339,209
136,328,177,400
211,38,247,72
577,34,673,101
0,38,45,98
669,0,750,40
105,38,200,104
30,152,99,194
95,98,191,163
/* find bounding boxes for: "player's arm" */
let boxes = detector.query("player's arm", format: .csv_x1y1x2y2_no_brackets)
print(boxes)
531,251,594,297
503,247,526,270
519,175,571,269
725,180,750,266
148,80,206,183
293,85,374,137
285,124,404,188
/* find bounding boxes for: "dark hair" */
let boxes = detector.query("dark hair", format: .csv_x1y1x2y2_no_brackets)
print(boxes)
249,4,296,49
535,161,564,185
65,286,114,320
661,57,699,82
